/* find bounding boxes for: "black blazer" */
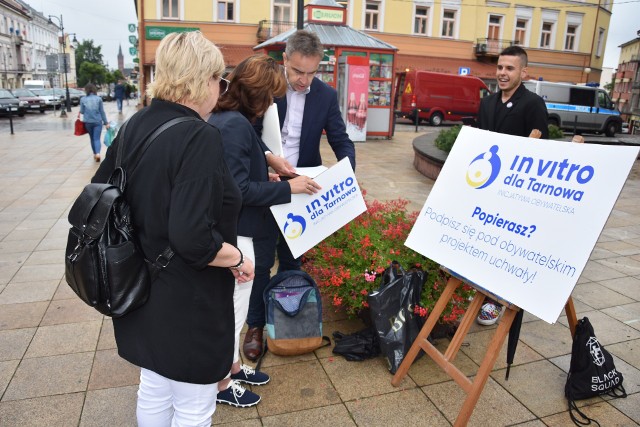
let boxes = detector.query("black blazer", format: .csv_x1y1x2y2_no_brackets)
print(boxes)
478,83,549,139
92,99,241,385
256,77,356,169
208,110,291,238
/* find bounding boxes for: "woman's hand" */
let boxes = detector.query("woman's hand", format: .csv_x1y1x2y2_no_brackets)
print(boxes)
266,153,296,177
268,172,281,182
105,123,110,129
231,256,255,283
288,175,321,195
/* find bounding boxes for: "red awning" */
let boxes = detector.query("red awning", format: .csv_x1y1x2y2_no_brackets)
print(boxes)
219,45,257,67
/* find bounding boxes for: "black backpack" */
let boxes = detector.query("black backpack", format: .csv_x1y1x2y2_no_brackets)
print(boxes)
65,117,196,317
565,317,627,426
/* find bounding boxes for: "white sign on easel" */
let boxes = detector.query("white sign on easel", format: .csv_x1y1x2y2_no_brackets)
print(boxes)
270,158,366,258
406,126,639,324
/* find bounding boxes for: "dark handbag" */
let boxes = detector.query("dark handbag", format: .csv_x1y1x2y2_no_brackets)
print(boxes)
367,261,427,373
332,325,380,361
74,119,87,136
65,116,196,317
565,317,626,426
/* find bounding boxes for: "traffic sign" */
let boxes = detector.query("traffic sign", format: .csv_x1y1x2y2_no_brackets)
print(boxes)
133,58,139,63
128,23,136,33
129,47,137,56
459,67,471,76
129,35,138,45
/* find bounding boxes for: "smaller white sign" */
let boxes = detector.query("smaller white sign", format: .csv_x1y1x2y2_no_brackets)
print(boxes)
459,67,471,76
270,158,366,258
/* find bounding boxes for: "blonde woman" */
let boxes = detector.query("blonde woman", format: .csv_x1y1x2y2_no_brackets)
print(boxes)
91,31,254,426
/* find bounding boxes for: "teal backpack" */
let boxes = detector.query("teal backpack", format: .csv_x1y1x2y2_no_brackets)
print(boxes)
264,270,330,356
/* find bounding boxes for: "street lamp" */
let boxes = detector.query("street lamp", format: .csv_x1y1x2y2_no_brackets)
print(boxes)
48,14,72,116
2,52,11,89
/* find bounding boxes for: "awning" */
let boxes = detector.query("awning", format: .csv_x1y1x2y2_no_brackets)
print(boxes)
219,45,257,67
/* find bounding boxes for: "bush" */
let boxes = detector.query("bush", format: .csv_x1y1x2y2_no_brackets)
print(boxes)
434,125,462,153
548,124,564,139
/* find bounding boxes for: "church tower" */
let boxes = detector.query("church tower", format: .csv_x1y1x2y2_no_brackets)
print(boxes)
118,44,124,74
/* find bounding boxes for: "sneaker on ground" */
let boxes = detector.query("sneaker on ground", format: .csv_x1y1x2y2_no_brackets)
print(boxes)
230,364,270,385
477,302,502,326
216,380,260,408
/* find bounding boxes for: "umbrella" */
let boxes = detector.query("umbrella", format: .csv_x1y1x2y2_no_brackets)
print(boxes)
505,308,524,380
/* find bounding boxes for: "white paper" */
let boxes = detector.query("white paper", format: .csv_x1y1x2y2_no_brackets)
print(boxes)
270,158,366,259
405,126,639,324
261,103,282,157
294,166,328,178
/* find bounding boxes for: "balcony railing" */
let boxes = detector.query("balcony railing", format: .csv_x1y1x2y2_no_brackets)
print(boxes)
257,20,295,43
475,38,515,56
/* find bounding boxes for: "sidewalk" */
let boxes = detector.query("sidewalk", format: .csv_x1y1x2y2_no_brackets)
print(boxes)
1,104,639,426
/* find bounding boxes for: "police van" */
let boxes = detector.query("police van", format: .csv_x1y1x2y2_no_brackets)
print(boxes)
523,80,622,137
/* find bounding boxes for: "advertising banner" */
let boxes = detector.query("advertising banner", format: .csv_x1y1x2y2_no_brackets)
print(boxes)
270,158,366,258
406,127,639,324
345,64,369,142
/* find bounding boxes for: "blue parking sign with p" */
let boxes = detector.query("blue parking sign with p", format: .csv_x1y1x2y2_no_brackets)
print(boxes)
459,67,471,76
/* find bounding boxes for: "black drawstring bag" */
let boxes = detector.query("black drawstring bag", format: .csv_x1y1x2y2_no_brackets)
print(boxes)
332,326,381,361
565,317,627,426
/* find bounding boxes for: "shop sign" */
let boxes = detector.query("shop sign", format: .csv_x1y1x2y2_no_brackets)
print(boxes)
309,7,344,23
145,26,199,40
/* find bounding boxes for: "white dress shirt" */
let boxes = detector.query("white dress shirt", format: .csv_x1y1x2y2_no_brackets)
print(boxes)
281,83,311,167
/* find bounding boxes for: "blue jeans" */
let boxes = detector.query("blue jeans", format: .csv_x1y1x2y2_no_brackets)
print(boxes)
85,122,102,154
245,219,302,328
116,97,123,112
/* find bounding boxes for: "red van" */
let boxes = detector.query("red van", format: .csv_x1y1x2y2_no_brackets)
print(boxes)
394,70,490,126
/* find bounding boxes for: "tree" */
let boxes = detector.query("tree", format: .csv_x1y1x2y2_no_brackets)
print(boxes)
75,39,106,87
78,62,107,87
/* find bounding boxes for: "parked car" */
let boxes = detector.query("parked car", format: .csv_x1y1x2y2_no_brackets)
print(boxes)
69,88,86,104
30,88,63,109
10,88,46,113
0,89,27,117
97,91,109,101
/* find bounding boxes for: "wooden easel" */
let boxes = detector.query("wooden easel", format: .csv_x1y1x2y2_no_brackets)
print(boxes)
391,268,578,426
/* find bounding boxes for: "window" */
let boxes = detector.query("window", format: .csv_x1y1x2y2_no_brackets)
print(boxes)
414,6,428,35
217,0,234,21
488,15,501,40
162,0,179,19
274,0,292,22
540,22,552,48
565,24,577,51
442,10,456,38
595,27,605,57
365,1,379,30
515,19,527,45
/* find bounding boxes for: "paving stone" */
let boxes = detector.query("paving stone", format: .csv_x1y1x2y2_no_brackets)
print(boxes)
407,337,479,386
23,249,65,266
320,352,415,402
347,387,449,426
459,328,543,370
423,376,535,426
541,401,636,426
0,328,36,361
571,282,635,309
598,239,640,256
596,256,640,277
97,318,117,350
602,303,640,331
261,403,354,427
607,338,640,368
40,297,104,326
0,301,48,330
24,321,101,358
88,349,139,390
597,276,640,301
0,359,19,397
212,396,259,425
580,261,627,282
0,280,58,304
0,393,84,427
253,360,340,417
609,391,640,424
516,319,573,358
80,385,138,427
557,310,640,346
2,352,93,401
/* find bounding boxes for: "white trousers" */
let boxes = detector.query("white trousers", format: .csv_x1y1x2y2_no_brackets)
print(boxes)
233,235,254,364
137,368,218,427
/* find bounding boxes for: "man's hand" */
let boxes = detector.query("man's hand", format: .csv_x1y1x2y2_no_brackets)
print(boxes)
529,129,542,139
266,153,296,177
571,135,585,144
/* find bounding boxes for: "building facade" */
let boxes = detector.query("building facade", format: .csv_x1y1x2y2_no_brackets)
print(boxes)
134,0,611,97
612,34,640,131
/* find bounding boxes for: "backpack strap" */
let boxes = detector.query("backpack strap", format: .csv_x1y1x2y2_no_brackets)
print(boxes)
112,115,200,275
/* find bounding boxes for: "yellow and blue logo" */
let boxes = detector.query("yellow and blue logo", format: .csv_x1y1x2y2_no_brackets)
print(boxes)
283,213,306,239
466,145,501,189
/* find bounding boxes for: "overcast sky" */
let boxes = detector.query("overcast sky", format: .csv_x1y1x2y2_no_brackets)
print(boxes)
24,0,639,71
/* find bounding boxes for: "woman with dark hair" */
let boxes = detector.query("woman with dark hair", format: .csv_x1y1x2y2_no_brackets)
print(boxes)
78,83,109,162
208,54,320,408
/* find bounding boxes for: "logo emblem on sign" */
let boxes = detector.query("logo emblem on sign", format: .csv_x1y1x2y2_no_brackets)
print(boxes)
466,145,501,189
283,213,306,239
